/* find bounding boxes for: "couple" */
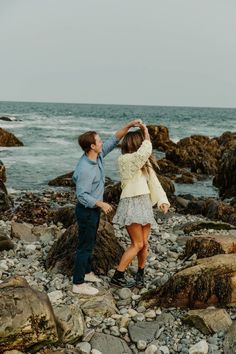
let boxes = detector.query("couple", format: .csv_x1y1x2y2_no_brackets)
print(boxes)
72,119,170,295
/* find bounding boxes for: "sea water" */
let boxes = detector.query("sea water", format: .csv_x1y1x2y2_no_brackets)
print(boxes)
0,101,235,197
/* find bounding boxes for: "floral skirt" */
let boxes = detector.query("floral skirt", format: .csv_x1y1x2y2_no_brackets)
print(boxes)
113,194,157,228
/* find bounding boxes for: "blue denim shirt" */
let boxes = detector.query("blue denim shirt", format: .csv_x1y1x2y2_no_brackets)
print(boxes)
73,135,119,208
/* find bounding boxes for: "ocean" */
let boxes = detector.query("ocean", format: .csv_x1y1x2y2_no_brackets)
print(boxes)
0,101,235,197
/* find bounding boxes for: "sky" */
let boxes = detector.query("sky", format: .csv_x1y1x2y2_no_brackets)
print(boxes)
0,0,236,108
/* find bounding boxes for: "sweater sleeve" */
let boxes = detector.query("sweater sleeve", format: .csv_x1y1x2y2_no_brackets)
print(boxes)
122,140,152,173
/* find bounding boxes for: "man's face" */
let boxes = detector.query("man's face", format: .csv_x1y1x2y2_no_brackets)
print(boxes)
92,134,103,153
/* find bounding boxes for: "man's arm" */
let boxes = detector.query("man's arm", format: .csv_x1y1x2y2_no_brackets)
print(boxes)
102,119,143,158
114,119,143,140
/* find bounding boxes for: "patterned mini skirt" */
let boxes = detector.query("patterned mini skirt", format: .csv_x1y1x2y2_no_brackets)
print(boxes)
112,194,158,228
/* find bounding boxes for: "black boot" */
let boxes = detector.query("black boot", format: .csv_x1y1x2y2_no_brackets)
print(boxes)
135,267,145,288
110,270,135,288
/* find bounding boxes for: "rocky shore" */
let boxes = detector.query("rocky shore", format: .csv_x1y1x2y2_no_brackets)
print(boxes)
1,125,236,354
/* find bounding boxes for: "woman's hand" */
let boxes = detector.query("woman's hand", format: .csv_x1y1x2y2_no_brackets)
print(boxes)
160,203,169,214
139,122,150,140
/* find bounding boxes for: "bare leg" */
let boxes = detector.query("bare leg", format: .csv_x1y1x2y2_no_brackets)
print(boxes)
117,223,144,272
137,224,151,269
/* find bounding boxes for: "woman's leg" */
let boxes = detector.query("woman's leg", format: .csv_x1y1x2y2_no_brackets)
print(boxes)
117,223,144,272
137,223,151,269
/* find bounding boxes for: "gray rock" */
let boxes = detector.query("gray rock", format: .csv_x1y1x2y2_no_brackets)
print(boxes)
53,303,85,343
128,321,160,343
224,321,236,354
76,341,91,353
183,308,232,334
90,333,132,354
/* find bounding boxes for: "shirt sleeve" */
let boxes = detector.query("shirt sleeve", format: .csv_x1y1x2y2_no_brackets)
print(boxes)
102,135,120,158
74,168,97,208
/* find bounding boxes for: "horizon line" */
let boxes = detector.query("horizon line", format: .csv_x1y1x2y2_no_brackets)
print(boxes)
0,99,236,110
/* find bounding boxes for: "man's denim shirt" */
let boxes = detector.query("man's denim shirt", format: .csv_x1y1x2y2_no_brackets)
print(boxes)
72,135,119,208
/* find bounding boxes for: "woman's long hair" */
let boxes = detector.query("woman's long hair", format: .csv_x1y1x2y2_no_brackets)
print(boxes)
121,129,158,174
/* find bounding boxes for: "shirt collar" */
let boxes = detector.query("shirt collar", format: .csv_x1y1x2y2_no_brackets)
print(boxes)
83,153,98,165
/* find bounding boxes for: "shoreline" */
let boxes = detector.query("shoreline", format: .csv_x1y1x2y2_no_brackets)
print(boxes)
1,200,235,353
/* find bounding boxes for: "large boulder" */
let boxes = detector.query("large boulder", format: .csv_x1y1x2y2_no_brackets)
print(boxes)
213,146,236,198
0,160,6,183
166,135,220,175
49,205,76,228
45,217,124,276
48,172,75,187
0,276,58,352
183,308,232,335
147,125,176,151
140,254,236,309
0,128,23,146
215,131,236,151
175,196,236,226
0,161,12,212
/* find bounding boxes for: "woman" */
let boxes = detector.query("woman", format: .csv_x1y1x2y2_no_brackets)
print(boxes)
111,122,170,288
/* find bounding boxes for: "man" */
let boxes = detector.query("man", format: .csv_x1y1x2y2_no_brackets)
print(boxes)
72,119,142,295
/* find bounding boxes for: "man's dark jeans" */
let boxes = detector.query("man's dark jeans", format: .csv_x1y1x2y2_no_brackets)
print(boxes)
73,202,101,284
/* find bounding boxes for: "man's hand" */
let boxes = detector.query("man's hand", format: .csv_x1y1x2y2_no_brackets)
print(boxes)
126,119,143,128
160,203,169,214
96,201,113,214
115,119,145,140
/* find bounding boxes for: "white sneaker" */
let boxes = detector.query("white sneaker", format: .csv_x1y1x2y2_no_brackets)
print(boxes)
84,272,102,283
72,283,99,295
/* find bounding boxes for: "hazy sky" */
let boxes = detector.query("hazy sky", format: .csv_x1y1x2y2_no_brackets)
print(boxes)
0,0,236,107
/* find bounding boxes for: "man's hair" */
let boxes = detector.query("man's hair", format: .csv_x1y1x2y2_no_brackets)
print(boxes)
78,131,97,153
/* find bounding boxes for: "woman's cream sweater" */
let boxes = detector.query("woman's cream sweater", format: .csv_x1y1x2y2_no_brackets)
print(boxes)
118,139,169,207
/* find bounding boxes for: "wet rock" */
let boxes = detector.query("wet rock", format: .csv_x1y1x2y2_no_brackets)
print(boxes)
0,234,14,251
0,160,6,183
141,254,236,309
175,174,195,184
213,146,236,198
147,125,176,152
0,116,16,121
175,196,236,226
0,161,12,212
103,181,122,205
166,135,220,175
156,174,175,197
0,128,23,146
49,205,75,228
46,218,124,276
178,220,236,234
0,276,58,352
157,159,182,176
182,233,236,259
48,172,75,187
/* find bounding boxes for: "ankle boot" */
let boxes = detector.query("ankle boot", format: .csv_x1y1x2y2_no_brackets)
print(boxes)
135,268,145,288
110,270,135,288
